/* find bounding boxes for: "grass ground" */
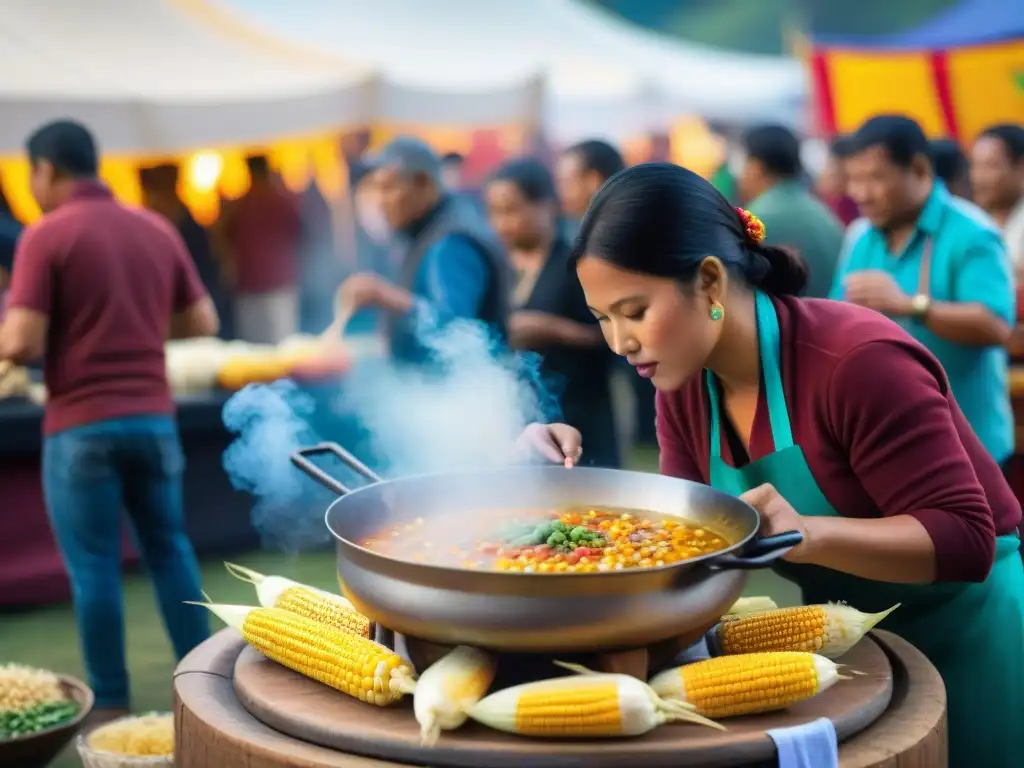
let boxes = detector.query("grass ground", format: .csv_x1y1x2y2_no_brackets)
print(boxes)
0,445,801,767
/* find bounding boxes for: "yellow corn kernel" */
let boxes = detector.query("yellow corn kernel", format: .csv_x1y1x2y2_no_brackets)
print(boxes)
469,667,723,737
414,646,497,745
715,603,899,659
649,652,843,718
191,603,415,706
223,562,371,638
274,586,371,638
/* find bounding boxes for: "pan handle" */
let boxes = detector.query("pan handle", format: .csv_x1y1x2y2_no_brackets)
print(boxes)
706,530,804,571
290,442,384,498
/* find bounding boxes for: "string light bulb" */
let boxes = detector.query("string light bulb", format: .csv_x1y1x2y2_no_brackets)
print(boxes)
186,151,224,193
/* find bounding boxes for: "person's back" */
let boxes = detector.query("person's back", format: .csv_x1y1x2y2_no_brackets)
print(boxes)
24,190,198,432
751,185,844,299
228,182,301,295
224,157,302,343
0,120,216,726
740,124,844,299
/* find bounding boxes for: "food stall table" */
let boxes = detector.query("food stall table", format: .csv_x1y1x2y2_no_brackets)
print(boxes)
174,629,947,768
0,393,260,606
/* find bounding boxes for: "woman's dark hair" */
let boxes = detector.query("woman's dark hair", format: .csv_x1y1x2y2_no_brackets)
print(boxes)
489,157,558,204
571,162,807,297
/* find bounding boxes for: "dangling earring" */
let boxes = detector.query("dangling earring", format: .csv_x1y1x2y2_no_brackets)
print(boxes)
709,302,725,322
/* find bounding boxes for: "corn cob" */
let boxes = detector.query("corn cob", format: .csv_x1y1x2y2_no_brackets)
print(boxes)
190,602,415,706
648,652,844,718
713,603,899,659
722,596,778,620
223,562,371,638
414,646,497,745
469,666,724,737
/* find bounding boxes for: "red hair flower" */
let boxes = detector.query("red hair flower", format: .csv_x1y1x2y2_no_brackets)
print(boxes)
735,207,766,244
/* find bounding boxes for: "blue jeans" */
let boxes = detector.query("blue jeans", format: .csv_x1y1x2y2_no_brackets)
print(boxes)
42,415,209,708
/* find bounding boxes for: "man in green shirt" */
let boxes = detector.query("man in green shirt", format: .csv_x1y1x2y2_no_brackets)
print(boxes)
738,125,845,298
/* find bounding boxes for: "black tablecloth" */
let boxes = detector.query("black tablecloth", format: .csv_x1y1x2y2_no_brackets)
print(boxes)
0,391,264,605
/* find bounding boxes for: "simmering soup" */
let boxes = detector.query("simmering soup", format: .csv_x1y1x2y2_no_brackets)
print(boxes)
360,506,731,573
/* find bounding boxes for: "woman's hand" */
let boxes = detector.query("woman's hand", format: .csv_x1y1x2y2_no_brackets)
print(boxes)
740,483,815,563
516,422,583,467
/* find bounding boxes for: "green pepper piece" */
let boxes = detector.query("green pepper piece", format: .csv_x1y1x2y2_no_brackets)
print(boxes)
569,526,588,542
547,531,568,546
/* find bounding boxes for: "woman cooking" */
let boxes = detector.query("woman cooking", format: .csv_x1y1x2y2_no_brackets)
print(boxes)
521,162,1024,768
486,158,619,468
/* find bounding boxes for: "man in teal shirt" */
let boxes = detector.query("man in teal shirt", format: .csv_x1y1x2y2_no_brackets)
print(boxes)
831,115,1015,465
739,124,845,298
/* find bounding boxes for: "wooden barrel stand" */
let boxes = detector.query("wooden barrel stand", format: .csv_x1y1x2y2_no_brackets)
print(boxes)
174,629,946,768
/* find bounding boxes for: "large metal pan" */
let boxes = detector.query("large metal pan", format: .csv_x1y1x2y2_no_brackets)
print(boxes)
292,442,801,653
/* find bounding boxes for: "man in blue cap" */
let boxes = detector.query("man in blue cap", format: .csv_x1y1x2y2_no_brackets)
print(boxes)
336,137,509,363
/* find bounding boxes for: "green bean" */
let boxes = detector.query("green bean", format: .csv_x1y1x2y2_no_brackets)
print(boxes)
0,700,79,739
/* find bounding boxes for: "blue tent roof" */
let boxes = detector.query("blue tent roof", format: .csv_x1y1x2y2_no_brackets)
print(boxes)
814,0,1024,49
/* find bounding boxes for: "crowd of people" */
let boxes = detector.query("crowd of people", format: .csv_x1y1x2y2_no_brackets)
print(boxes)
0,111,1022,765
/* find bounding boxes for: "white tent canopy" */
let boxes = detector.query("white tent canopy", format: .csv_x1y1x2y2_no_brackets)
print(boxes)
210,0,807,142
0,0,374,154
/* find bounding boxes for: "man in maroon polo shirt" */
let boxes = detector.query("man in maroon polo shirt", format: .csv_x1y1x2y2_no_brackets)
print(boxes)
219,154,302,344
0,120,219,723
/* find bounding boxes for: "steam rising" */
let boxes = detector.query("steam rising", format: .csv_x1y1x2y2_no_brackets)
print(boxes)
222,309,559,551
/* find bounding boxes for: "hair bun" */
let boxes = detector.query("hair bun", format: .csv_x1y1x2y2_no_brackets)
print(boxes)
751,244,808,296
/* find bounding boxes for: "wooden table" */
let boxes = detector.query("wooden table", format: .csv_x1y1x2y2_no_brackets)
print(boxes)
174,629,946,767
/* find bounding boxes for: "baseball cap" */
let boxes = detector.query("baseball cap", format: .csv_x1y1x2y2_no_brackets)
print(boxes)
364,136,442,184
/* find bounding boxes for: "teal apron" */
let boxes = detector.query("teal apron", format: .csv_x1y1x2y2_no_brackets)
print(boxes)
706,291,1024,768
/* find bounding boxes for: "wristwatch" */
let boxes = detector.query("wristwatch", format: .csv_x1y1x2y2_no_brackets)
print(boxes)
910,293,932,320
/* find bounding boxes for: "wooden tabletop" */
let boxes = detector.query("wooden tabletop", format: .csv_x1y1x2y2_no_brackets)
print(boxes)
174,629,947,768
